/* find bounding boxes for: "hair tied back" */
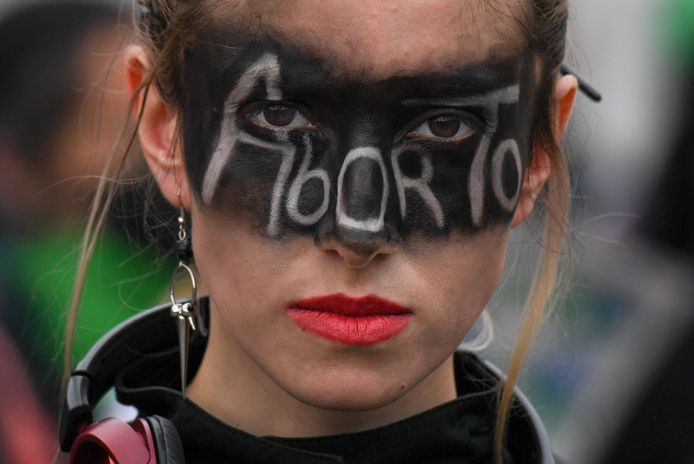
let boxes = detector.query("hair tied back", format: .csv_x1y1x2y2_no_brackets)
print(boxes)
135,0,167,47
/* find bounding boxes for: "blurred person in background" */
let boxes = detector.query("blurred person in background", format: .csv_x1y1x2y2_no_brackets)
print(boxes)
594,0,694,461
0,1,174,462
554,1,694,462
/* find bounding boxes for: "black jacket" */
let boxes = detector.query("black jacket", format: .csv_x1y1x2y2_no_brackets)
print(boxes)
109,303,557,464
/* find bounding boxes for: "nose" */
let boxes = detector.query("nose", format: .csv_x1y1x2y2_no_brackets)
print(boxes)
316,224,401,269
315,145,401,268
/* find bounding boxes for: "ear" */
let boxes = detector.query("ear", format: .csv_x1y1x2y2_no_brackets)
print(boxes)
125,45,192,210
511,74,578,228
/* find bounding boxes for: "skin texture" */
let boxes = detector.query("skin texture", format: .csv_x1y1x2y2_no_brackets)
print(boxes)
127,0,577,438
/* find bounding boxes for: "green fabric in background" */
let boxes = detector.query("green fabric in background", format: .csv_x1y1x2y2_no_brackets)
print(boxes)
663,0,694,66
6,228,171,371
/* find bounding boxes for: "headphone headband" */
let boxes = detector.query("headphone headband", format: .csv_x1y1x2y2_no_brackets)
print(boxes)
59,297,209,452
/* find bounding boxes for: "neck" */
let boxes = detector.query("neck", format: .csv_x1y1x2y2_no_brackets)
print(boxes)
186,308,457,438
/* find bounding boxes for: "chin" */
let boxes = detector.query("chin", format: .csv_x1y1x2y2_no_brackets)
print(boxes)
278,362,415,413
293,381,407,413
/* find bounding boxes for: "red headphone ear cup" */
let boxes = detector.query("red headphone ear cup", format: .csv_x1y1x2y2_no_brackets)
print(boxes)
70,441,112,464
69,418,152,464
144,415,185,464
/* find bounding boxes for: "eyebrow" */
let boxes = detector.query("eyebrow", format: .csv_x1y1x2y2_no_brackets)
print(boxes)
255,64,523,112
389,60,522,105
400,84,520,107
195,35,527,108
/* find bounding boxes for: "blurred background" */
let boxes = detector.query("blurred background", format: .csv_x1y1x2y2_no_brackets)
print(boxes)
0,1,176,462
0,0,691,463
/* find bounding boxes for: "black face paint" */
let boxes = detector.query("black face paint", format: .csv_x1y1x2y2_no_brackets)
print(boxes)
181,38,538,250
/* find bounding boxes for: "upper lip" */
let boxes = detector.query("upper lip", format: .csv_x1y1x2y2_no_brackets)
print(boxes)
289,293,410,316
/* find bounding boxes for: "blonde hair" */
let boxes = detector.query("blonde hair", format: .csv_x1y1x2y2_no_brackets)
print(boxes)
63,2,571,462
495,137,569,461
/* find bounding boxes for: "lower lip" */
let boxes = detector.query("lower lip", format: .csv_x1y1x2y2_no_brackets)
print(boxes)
287,301,412,346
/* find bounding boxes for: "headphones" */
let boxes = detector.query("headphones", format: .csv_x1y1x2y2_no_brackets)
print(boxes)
59,299,209,463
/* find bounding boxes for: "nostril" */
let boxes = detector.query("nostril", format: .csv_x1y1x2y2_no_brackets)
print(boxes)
317,230,401,269
314,212,401,267
336,231,384,256
341,248,376,269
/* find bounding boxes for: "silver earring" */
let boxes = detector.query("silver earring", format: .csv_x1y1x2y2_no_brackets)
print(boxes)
459,309,494,352
169,190,201,398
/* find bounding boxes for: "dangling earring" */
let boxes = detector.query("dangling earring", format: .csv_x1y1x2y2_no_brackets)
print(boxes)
169,189,199,398
459,309,494,352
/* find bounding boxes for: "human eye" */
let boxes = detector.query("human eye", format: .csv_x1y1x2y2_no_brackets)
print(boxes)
242,101,315,131
407,112,478,143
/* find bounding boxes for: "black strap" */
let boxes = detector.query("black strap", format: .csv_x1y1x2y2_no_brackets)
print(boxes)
59,297,209,452
146,415,186,464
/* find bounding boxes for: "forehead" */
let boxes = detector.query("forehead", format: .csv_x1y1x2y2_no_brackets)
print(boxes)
210,0,525,79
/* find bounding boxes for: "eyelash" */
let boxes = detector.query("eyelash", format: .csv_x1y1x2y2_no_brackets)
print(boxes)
405,111,483,143
241,101,483,144
242,101,316,132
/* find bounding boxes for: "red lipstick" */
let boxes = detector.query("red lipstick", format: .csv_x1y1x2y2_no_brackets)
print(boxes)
287,294,412,345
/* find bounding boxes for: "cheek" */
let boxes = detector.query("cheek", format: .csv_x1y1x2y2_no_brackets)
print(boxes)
190,207,326,322
404,230,508,336
205,143,284,231
191,209,286,291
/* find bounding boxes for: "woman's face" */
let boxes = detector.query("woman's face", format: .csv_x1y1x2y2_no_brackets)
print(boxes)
185,1,537,411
